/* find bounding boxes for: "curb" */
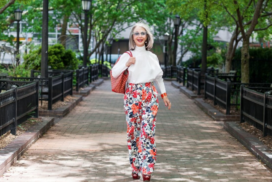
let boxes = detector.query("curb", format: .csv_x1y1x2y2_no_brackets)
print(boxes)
92,79,104,86
224,122,272,170
179,86,201,99
39,95,83,117
0,117,55,176
171,81,182,88
194,98,239,121
73,84,96,97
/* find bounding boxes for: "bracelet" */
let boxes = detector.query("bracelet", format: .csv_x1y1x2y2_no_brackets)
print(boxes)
161,93,167,99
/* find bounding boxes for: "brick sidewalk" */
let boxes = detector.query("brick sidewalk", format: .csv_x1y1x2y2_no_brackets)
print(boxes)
1,80,272,182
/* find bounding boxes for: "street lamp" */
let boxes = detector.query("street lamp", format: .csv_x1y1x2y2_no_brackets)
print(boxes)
82,0,91,67
173,15,180,67
163,33,169,77
171,14,180,78
109,38,113,66
41,0,48,78
14,8,22,66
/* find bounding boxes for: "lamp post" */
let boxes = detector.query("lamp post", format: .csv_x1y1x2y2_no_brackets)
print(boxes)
41,0,48,78
109,38,113,66
163,33,169,77
82,0,91,67
14,8,22,66
173,15,180,67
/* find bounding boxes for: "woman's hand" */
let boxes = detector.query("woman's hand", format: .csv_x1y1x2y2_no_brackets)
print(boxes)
163,96,171,110
126,57,136,67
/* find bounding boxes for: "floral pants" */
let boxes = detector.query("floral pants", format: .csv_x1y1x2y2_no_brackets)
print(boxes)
124,82,159,175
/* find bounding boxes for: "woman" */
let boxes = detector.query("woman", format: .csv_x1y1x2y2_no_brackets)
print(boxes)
112,22,171,181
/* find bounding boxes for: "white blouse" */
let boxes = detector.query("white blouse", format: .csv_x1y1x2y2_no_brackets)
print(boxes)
112,46,166,94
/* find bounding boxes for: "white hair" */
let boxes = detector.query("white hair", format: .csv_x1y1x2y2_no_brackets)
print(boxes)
129,22,154,51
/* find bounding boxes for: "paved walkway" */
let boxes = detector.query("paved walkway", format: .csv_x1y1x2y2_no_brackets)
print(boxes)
1,81,272,182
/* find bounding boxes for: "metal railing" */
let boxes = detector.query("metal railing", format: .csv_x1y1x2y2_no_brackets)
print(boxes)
186,68,201,94
241,85,272,136
205,73,271,115
76,67,89,92
0,81,39,136
176,66,186,86
204,74,232,114
7,71,73,110
102,65,109,77
90,64,99,81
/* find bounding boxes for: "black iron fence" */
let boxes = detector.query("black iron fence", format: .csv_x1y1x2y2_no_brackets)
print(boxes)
204,74,232,114
102,65,109,77
176,66,186,86
186,68,201,93
186,67,220,95
0,81,39,137
163,66,177,78
8,71,73,110
90,64,99,81
241,85,272,136
75,67,89,92
205,73,271,115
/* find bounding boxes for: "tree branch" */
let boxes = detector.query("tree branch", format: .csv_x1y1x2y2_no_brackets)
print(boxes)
246,0,264,36
235,0,246,39
0,0,15,14
242,0,253,15
261,12,272,17
221,2,238,23
254,23,272,31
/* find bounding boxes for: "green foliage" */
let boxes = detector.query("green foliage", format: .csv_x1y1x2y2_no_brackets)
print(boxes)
23,44,79,70
23,45,42,70
48,44,65,69
232,48,272,83
62,49,79,70
90,59,111,69
0,64,30,77
181,55,201,68
206,52,224,68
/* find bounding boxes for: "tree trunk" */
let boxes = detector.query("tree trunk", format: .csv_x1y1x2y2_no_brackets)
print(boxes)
241,38,250,83
225,36,236,73
59,14,69,48
201,25,207,74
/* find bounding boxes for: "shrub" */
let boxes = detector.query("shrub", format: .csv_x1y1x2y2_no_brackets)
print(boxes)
23,44,80,70
232,48,272,83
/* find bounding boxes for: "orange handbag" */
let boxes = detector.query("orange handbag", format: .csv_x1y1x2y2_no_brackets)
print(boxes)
110,51,133,94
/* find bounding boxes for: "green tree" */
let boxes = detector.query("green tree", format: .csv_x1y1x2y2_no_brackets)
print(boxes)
220,0,272,83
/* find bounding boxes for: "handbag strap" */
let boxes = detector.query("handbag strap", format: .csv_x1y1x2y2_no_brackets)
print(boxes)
125,51,133,57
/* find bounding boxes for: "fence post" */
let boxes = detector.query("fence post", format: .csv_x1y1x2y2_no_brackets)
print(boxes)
183,68,186,86
263,92,268,136
89,65,92,83
70,71,73,96
31,70,34,77
197,71,201,95
11,88,17,135
76,69,79,92
186,69,189,88
213,77,217,105
240,85,244,123
48,77,53,110
204,74,207,99
35,81,39,118
87,67,90,85
226,81,231,114
61,73,64,102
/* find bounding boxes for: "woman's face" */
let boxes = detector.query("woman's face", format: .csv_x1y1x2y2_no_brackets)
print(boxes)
132,26,147,47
